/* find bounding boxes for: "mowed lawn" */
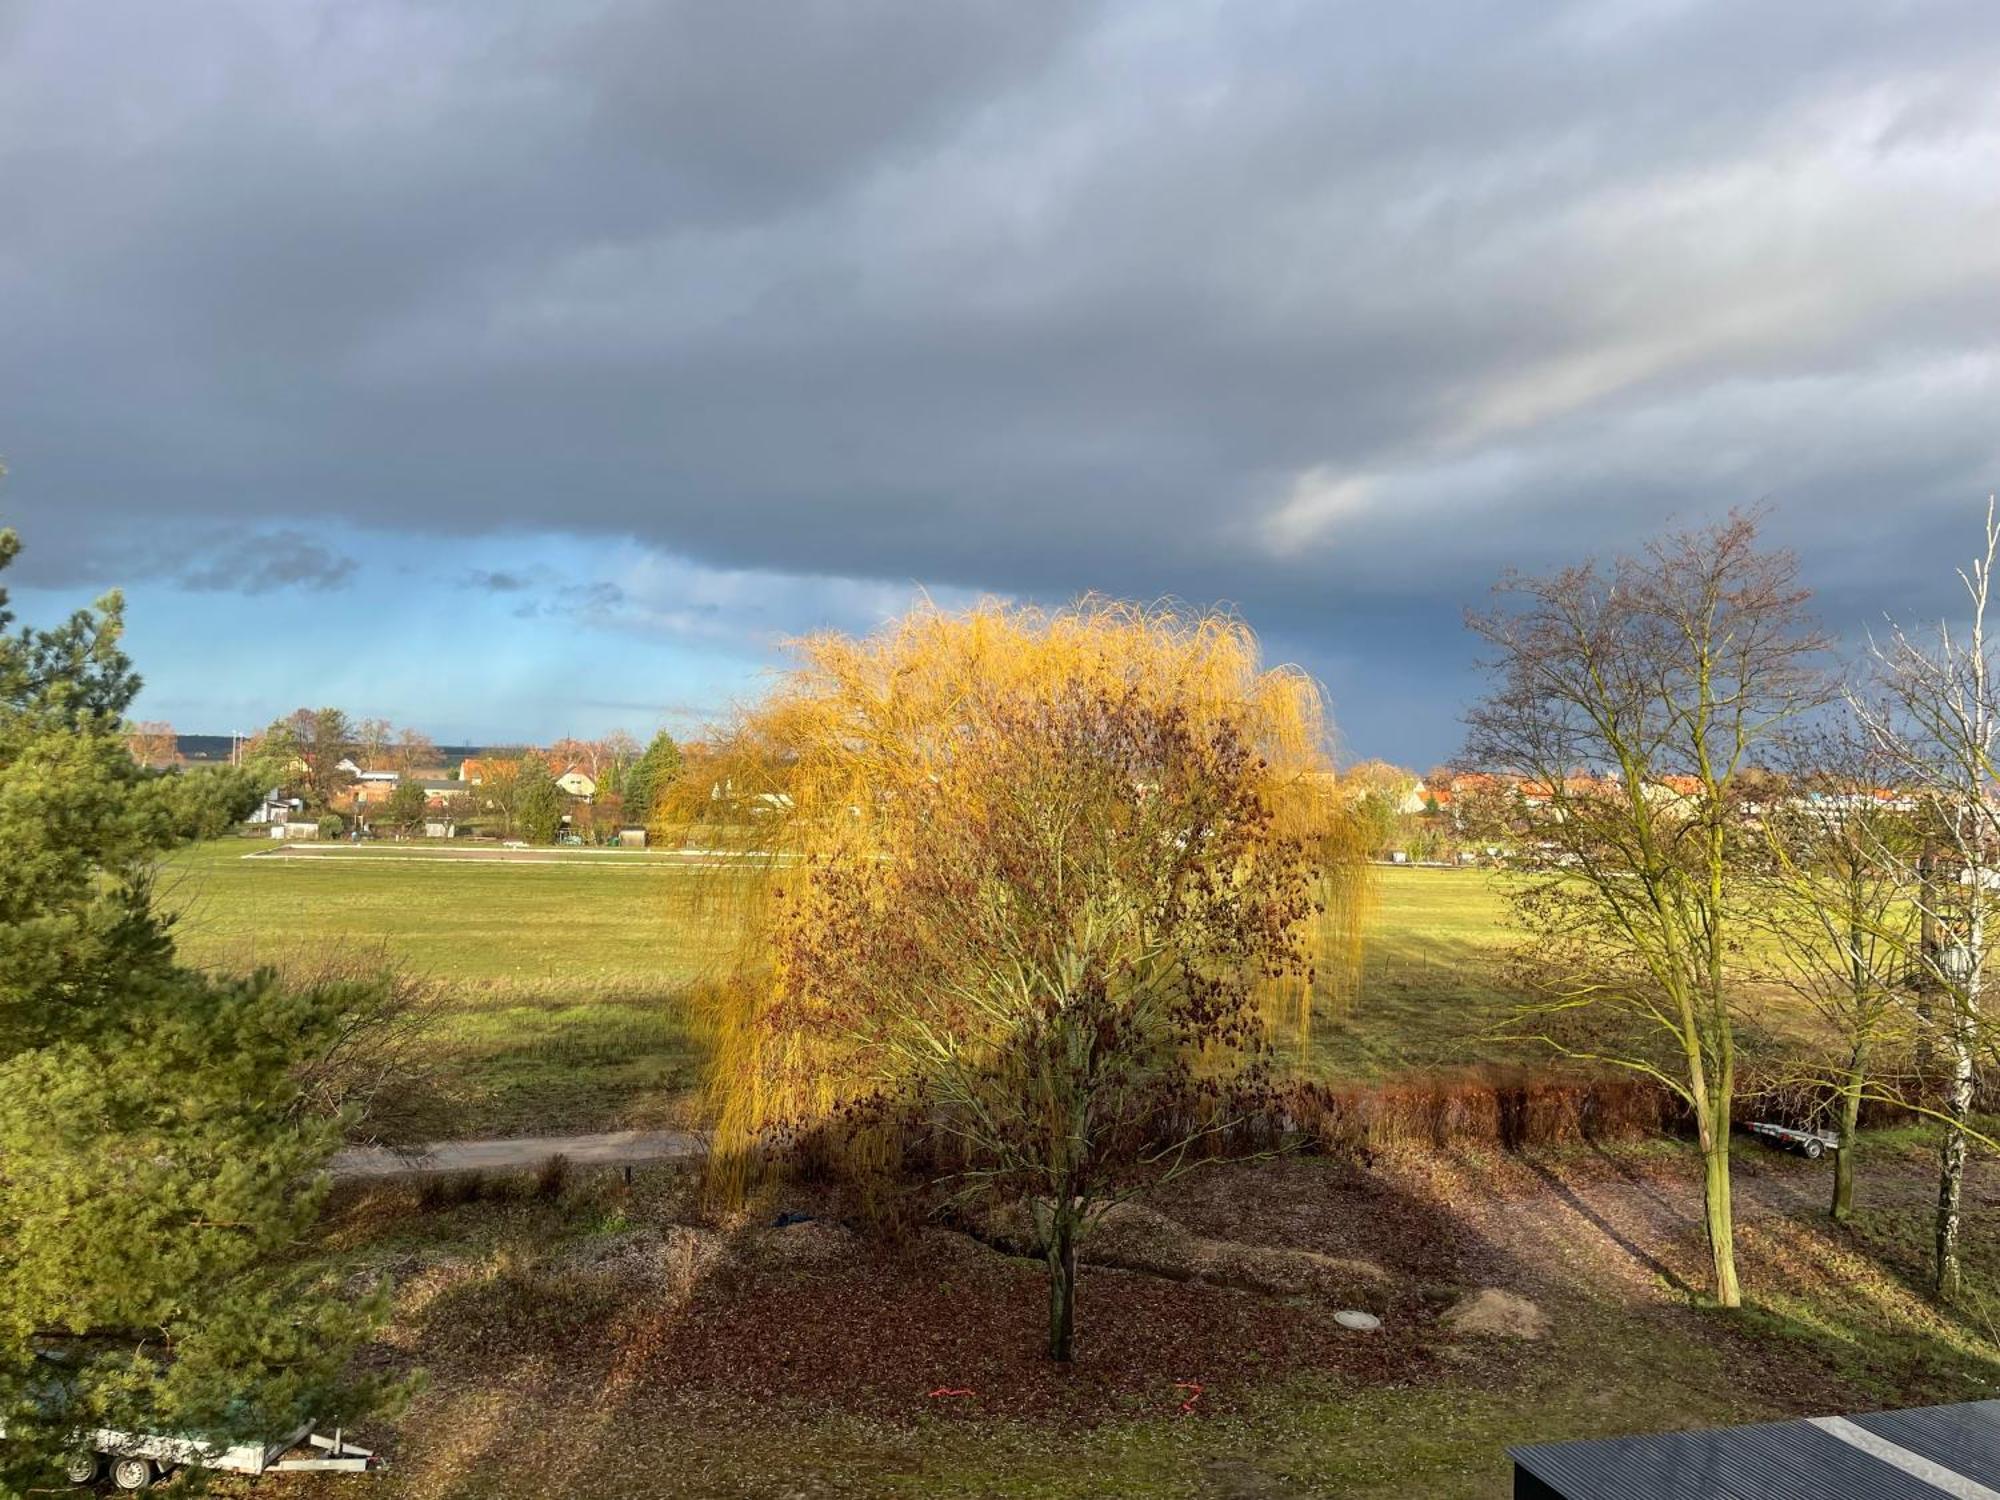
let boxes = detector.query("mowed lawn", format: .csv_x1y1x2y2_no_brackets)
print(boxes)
162,839,738,984
162,839,743,1136
162,840,1538,1135
1315,864,1523,1077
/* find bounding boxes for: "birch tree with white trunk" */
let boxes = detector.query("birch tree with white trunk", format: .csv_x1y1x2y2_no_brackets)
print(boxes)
1853,499,2000,1304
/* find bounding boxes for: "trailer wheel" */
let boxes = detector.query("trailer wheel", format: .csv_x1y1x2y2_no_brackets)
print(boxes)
109,1456,155,1490
1805,1138,1825,1161
61,1452,99,1484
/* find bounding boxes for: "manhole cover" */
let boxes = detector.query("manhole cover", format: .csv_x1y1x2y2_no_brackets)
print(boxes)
1334,1309,1382,1332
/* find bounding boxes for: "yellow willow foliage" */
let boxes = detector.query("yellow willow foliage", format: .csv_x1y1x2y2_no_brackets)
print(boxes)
662,597,1374,1199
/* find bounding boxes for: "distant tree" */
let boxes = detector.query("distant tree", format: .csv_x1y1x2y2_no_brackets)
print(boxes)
146,763,266,841
1852,500,2000,1302
1751,722,1919,1221
0,517,400,1491
622,731,683,827
1464,513,1829,1309
516,754,564,844
382,778,429,838
477,754,526,834
241,724,296,790
355,717,394,769
547,735,612,781
1344,759,1417,800
598,729,641,796
256,707,356,808
1350,789,1400,857
317,811,346,839
124,719,178,769
592,789,626,839
1344,760,1421,858
390,726,438,775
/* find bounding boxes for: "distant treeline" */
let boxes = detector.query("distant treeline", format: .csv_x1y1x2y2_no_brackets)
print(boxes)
172,733,488,767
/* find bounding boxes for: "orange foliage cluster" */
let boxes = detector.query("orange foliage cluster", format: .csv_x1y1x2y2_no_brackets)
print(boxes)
665,598,1375,1201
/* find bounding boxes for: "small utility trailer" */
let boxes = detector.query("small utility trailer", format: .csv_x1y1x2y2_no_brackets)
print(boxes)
1747,1120,1840,1161
59,1422,377,1490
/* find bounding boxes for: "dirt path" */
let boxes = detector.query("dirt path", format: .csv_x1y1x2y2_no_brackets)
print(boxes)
1422,1143,2000,1300
331,1128,703,1179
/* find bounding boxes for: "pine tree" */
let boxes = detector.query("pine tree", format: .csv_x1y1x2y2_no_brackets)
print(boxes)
0,520,399,1493
382,777,429,837
621,731,683,828
515,753,565,844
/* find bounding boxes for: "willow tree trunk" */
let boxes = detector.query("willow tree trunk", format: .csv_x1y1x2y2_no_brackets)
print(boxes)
1047,1217,1078,1362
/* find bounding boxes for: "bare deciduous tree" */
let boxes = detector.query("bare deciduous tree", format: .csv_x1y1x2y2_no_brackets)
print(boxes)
355,716,394,769
1752,722,1918,1221
124,719,178,769
391,725,439,774
1853,498,2000,1303
1464,513,1828,1308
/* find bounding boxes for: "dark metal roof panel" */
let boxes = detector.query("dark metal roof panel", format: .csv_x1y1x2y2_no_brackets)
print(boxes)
1509,1408,1996,1500
1850,1402,2000,1489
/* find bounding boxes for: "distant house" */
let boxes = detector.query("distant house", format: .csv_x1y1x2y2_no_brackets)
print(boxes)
1642,774,1705,805
416,778,469,801
247,791,303,826
458,758,489,785
617,827,648,849
423,818,457,839
347,770,403,807
556,768,598,799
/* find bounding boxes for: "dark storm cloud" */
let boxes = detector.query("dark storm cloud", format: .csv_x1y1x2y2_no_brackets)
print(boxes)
459,569,537,594
3,0,1998,758
5,525,356,596
176,530,357,595
510,580,628,622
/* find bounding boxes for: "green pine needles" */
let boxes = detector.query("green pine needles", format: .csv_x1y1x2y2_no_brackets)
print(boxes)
0,517,407,1495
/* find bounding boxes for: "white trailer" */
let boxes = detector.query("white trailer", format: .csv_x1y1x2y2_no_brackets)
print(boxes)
1747,1119,1840,1160
60,1423,377,1490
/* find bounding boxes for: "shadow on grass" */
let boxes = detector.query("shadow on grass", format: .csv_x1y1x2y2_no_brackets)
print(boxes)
316,1139,2000,1499
1520,1156,1694,1297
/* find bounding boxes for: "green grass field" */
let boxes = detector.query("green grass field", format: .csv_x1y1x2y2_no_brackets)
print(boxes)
189,840,1990,1495
161,840,1543,1135
163,840,740,1134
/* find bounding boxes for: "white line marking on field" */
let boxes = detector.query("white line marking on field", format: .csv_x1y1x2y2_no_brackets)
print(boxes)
241,852,720,869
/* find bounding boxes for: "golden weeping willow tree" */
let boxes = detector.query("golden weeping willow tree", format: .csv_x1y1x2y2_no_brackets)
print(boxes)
664,597,1373,1210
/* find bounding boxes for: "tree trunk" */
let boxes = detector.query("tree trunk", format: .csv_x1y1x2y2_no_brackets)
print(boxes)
1916,838,1939,1073
1698,1105,1741,1308
1046,1216,1077,1362
1831,1056,1865,1223
1935,1017,1975,1304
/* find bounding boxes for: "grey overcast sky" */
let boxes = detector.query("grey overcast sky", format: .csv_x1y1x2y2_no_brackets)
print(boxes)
2,1,1997,763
